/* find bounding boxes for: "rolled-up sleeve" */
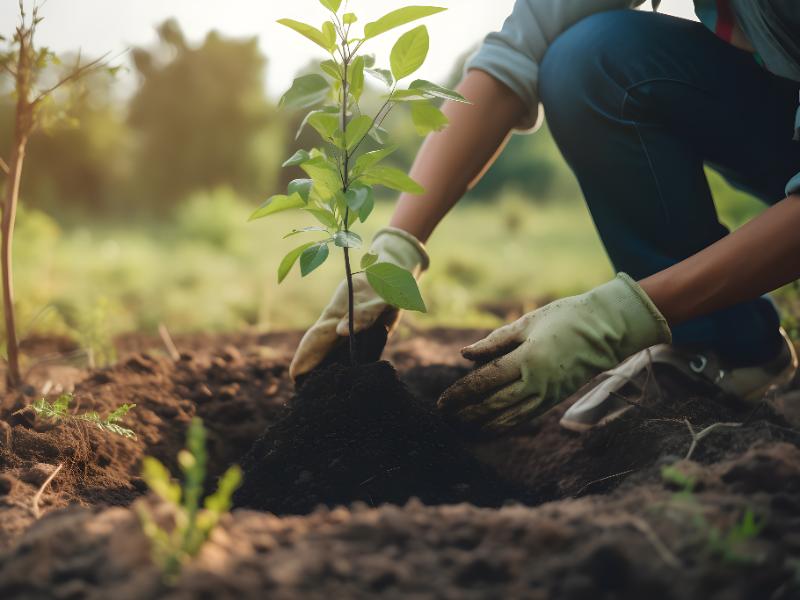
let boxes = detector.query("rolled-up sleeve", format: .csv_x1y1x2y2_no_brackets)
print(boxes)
786,172,800,196
465,0,648,131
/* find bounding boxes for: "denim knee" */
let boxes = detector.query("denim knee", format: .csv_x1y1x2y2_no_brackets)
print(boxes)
539,10,659,132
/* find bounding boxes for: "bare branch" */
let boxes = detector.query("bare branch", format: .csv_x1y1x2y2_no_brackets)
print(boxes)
32,51,110,105
0,156,9,176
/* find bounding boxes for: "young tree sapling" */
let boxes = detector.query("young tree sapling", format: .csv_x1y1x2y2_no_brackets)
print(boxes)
0,1,114,389
249,0,468,365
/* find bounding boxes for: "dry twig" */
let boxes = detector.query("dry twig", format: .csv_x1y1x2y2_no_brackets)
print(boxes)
158,323,180,361
31,462,63,519
683,419,742,461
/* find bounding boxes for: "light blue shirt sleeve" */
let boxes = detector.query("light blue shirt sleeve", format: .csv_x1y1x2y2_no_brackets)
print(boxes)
465,0,650,131
786,172,800,196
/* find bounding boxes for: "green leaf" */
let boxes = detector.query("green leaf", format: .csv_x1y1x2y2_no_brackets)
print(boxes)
366,263,426,311
368,126,390,145
389,88,429,102
278,242,316,283
354,146,397,175
361,252,379,269
365,68,393,87
288,179,313,203
362,54,376,68
319,0,342,13
280,74,330,109
308,111,340,141
390,25,429,81
300,157,342,199
344,115,373,151
322,21,337,49
142,457,181,504
410,100,448,135
362,166,424,194
320,59,341,80
349,56,365,102
345,186,370,212
283,226,329,238
343,12,357,25
283,149,311,167
358,193,375,222
304,207,338,228
107,403,136,423
277,19,335,51
334,230,363,248
204,465,242,514
410,79,469,103
296,106,338,140
363,6,446,40
300,243,330,276
248,193,305,221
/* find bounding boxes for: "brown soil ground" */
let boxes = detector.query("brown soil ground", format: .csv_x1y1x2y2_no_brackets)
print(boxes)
1,328,800,599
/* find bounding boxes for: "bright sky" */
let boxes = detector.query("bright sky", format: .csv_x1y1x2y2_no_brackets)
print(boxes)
0,1,698,99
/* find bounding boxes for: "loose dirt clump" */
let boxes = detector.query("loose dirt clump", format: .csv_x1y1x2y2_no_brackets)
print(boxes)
234,361,525,514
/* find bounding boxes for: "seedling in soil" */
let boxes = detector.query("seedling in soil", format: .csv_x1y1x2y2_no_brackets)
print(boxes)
17,393,137,439
250,0,468,364
0,2,115,388
137,417,242,582
659,465,768,565
707,507,767,564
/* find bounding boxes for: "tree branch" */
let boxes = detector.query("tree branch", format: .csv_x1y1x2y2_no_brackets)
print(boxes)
32,51,109,105
0,157,9,176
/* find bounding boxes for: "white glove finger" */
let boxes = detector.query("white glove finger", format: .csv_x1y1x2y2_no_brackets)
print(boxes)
461,318,527,362
289,317,341,380
438,342,528,413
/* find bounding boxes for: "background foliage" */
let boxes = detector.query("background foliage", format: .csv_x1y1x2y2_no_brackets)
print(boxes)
0,18,778,349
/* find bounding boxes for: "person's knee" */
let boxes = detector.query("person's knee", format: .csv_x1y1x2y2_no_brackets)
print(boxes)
539,10,647,124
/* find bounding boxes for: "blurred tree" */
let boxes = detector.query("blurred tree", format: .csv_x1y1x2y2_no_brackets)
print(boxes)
129,20,283,209
0,65,131,217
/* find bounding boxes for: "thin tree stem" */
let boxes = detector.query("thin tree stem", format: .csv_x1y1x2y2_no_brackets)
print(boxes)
1,140,25,389
340,45,357,366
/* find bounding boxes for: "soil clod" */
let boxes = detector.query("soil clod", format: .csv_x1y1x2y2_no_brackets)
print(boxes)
233,361,524,514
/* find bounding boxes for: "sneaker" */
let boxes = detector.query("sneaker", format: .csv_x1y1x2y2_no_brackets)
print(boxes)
559,328,798,433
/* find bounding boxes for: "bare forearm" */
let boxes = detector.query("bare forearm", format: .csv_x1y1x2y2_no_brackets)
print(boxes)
641,195,800,325
389,70,527,242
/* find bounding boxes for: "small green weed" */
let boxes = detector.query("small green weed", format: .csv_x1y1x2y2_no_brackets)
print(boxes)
20,393,136,439
137,417,242,582
659,464,767,564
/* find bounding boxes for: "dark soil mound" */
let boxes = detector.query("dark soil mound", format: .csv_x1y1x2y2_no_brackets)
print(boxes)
473,362,800,500
233,361,525,514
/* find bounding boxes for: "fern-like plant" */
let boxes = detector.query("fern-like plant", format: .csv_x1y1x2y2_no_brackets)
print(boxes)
20,393,136,439
137,417,242,581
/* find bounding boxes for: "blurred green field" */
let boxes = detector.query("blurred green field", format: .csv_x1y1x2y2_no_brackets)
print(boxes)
11,168,782,354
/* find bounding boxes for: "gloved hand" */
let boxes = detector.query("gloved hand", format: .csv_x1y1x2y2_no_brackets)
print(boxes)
289,227,429,380
438,274,671,433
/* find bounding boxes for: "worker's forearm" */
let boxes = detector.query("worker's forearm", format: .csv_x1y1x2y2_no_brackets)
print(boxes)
640,195,800,325
389,70,528,242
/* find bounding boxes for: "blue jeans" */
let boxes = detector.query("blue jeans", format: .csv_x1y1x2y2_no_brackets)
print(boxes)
539,9,800,367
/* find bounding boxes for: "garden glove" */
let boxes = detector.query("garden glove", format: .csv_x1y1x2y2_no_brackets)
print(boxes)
289,227,429,380
438,274,671,433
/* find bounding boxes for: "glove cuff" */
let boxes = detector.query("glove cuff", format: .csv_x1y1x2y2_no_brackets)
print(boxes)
371,227,431,273
614,272,673,348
